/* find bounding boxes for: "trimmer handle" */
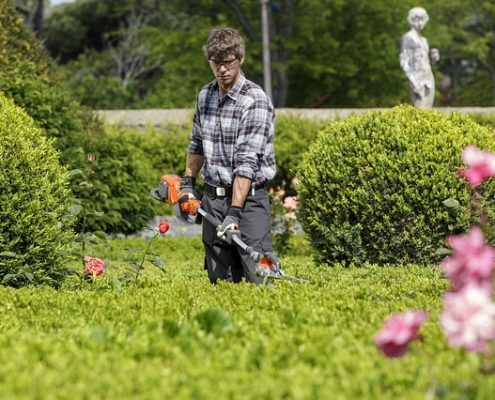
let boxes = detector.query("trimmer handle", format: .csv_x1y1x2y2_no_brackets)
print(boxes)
197,207,221,227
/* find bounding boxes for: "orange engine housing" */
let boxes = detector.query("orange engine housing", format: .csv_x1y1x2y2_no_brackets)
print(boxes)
160,174,182,205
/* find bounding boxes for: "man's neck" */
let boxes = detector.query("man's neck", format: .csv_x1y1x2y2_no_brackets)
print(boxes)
219,73,241,95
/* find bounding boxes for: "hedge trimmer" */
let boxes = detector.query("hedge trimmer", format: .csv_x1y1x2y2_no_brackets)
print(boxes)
150,174,308,283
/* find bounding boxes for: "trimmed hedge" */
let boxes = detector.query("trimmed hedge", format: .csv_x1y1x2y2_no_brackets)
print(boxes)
0,93,74,287
297,105,495,265
0,236,492,398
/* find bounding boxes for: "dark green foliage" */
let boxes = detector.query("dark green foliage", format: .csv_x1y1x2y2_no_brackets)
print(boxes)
125,124,191,179
297,105,495,265
0,1,88,152
274,115,327,191
0,93,74,287
468,113,495,130
78,123,192,233
0,2,162,234
78,127,162,234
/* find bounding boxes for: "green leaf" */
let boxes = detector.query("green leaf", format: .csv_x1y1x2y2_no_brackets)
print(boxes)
2,274,17,282
0,251,19,258
442,198,460,209
153,256,164,269
434,247,452,256
70,204,84,215
93,231,108,240
69,169,85,176
24,272,34,281
112,276,122,292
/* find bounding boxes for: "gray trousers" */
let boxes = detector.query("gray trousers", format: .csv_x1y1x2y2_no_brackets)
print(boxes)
201,186,273,284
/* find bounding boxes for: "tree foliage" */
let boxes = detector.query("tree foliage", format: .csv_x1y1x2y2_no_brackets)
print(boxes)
42,0,495,107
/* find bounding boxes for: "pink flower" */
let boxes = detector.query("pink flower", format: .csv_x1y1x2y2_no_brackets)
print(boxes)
159,221,170,234
441,226,495,292
374,310,428,358
283,196,298,212
441,285,495,353
83,256,105,276
458,145,495,187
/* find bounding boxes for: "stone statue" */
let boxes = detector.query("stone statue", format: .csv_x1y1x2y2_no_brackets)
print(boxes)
400,7,439,108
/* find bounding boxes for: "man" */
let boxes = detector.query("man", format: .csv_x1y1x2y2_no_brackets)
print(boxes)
399,7,439,108
180,27,276,284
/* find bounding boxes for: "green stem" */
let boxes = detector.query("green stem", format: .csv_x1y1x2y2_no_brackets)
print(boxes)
81,211,86,269
134,233,158,282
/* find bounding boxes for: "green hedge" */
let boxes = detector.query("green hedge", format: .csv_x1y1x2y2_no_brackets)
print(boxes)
0,93,74,287
274,115,326,191
0,236,492,398
73,126,162,234
297,105,495,265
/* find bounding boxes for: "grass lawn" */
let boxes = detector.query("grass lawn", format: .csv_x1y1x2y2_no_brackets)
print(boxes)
0,235,494,399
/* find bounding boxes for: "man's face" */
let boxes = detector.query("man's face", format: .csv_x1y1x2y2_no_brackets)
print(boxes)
209,53,244,93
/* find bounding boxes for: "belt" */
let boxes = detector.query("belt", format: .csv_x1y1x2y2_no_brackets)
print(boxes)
204,182,265,197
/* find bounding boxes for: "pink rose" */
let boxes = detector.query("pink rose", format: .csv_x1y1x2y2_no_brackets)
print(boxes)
83,256,105,276
458,145,495,187
441,226,495,292
374,310,428,358
441,285,495,353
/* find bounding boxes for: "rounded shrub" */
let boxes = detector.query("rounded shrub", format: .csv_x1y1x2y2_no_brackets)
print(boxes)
297,105,495,265
0,94,74,287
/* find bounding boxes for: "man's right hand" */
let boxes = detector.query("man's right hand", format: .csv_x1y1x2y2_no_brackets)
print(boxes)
178,176,200,215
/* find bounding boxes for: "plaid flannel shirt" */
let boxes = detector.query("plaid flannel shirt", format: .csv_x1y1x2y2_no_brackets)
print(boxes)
188,74,276,186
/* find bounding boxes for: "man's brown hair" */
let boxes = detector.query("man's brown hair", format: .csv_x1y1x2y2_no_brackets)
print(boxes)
202,27,245,60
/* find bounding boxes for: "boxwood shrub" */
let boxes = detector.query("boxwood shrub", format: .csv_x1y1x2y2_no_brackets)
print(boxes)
297,105,495,265
0,93,74,287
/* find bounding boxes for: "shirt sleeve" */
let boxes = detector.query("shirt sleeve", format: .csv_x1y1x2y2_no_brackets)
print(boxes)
233,96,273,180
188,100,203,154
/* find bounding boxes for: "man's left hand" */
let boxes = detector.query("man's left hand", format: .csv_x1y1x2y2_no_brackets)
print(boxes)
217,206,242,242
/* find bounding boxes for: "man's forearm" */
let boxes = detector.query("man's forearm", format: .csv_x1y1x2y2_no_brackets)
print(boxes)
185,153,204,178
231,175,251,208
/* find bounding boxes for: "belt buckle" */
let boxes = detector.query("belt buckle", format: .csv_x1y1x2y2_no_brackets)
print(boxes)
216,187,226,196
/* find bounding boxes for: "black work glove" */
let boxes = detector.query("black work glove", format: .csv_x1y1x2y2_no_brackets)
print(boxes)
179,176,197,198
217,206,242,242
265,252,281,272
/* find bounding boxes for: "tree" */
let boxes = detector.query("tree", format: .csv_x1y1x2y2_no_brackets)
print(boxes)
106,9,162,89
430,0,495,105
12,0,45,37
